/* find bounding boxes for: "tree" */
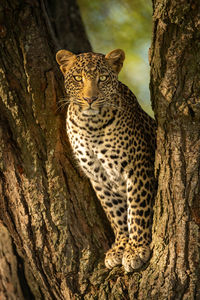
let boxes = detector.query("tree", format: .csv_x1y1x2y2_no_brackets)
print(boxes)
0,0,199,299
139,1,200,298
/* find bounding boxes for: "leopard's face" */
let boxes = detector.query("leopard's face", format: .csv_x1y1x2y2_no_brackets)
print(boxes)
56,49,125,115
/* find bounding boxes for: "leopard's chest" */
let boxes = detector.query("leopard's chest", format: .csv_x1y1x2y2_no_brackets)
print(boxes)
67,115,129,185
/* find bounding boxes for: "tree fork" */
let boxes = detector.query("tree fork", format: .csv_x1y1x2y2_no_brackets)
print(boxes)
0,0,200,299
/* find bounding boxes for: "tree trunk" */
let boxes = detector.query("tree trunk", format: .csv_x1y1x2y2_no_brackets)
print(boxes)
0,0,112,298
139,0,200,299
0,0,200,299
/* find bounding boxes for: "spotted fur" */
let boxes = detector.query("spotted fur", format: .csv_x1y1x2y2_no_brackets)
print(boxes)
56,49,156,272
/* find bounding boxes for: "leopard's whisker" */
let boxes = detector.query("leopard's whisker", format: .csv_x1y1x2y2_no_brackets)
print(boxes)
56,102,69,112
57,99,70,105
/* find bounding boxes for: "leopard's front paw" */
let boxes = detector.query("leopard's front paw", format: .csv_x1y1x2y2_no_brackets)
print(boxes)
105,247,123,269
105,238,127,269
122,242,150,272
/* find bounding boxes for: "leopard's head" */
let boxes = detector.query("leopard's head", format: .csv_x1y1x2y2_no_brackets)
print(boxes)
56,49,125,115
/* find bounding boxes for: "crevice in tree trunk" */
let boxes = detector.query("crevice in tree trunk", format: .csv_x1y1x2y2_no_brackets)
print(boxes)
12,241,35,300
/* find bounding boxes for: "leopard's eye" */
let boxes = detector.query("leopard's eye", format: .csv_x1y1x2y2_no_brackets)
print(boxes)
99,75,108,82
73,75,82,82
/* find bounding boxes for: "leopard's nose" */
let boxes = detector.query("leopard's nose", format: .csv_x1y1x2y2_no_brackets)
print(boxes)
83,96,98,104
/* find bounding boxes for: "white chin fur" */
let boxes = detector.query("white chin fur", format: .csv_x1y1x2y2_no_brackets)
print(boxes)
82,109,99,116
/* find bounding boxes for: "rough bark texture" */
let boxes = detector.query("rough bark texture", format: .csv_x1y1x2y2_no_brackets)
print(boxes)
0,224,30,300
0,0,200,299
139,0,200,299
0,0,112,299
42,0,92,53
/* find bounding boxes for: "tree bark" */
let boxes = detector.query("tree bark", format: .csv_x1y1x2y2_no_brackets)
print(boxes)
0,223,30,300
139,1,200,299
0,0,200,299
0,0,112,299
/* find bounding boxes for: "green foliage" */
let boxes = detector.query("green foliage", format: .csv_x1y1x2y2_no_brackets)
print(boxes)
77,0,153,116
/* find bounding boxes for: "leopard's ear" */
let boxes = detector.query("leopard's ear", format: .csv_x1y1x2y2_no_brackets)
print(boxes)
105,49,125,74
56,50,76,74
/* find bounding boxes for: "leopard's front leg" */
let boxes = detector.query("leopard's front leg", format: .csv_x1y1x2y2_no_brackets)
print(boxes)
122,164,155,272
91,180,129,268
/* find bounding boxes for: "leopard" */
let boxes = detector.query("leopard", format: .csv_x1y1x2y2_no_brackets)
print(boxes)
56,48,156,272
